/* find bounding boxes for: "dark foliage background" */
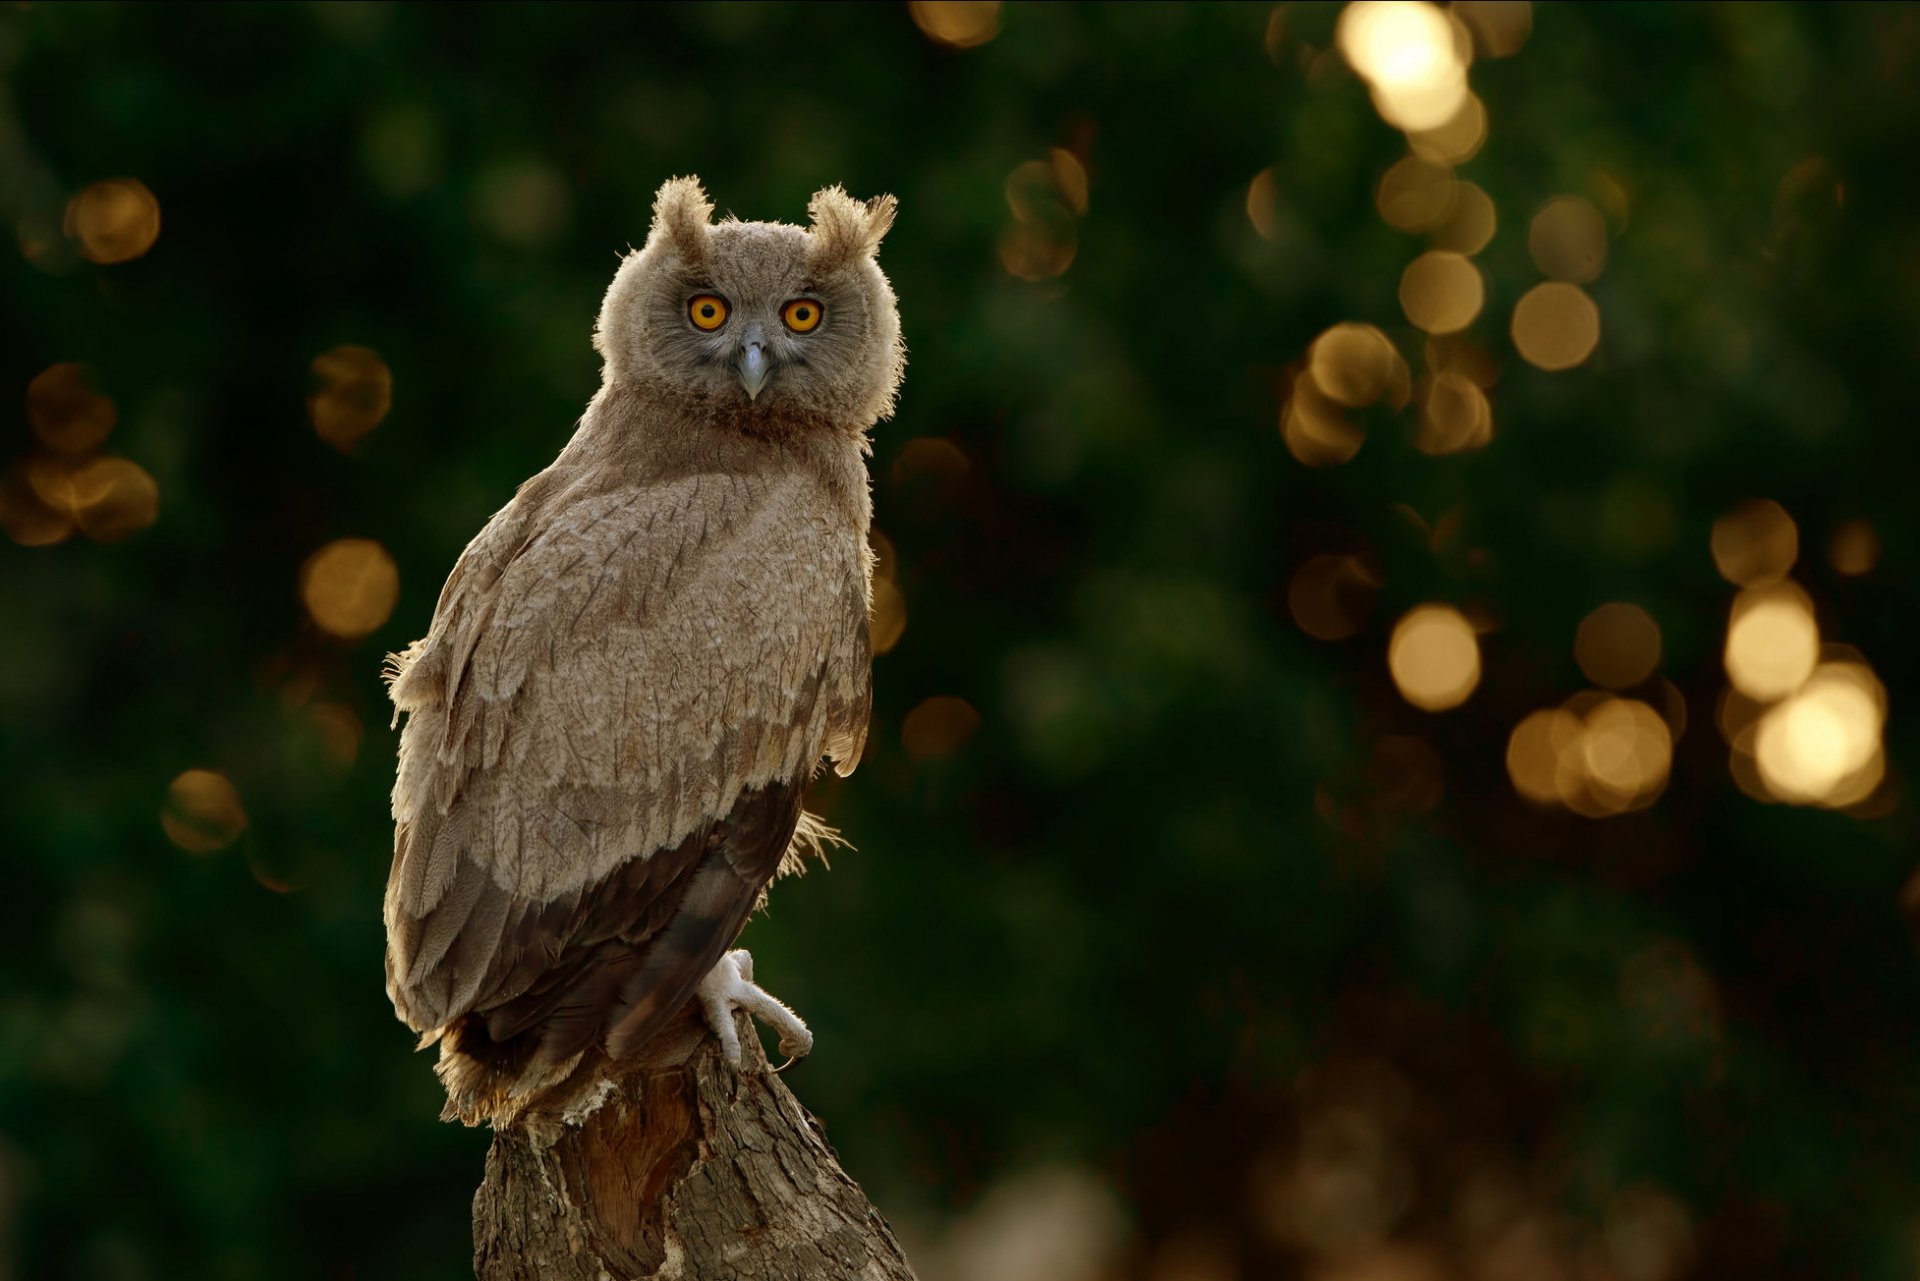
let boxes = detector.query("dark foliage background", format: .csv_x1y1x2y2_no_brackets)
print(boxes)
3,3,1918,1278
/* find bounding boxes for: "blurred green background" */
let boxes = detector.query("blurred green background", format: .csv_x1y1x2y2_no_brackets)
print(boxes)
4,2,1919,1278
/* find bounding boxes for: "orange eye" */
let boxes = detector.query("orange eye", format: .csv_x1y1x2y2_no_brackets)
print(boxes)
688,294,729,331
781,298,824,333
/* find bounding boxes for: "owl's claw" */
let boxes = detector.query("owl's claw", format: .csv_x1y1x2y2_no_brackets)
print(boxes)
695,948,813,1069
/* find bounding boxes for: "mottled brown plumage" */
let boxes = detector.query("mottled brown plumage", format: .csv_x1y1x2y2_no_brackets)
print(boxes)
383,177,903,1124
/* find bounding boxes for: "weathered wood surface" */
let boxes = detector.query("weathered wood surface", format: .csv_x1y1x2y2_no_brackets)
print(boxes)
472,1007,918,1281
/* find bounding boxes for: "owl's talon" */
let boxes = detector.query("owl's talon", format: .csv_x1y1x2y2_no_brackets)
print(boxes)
696,948,813,1070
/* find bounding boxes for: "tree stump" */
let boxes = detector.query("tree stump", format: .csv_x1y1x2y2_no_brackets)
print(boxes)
471,1005,919,1281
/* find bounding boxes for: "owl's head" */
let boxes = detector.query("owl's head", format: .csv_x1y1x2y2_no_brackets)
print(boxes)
594,176,905,436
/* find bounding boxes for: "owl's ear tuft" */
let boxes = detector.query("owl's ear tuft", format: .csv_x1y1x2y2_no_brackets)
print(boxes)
651,176,714,267
808,186,898,274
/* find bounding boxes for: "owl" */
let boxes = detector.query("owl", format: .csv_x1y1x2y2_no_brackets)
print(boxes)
382,176,903,1125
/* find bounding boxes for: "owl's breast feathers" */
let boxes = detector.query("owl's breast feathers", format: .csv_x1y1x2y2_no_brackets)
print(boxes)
382,455,870,1116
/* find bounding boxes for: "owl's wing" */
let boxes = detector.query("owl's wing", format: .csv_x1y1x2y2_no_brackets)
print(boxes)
382,468,870,1064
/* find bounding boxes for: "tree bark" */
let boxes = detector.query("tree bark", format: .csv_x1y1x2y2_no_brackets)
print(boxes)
471,1006,919,1281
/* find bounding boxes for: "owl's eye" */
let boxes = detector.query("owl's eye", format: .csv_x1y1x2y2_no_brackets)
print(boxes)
688,294,729,331
781,298,824,334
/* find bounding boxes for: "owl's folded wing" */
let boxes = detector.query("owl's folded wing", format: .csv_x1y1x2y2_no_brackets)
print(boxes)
381,469,870,1054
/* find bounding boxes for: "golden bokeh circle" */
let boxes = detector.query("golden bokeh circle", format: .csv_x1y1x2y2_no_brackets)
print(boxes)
70,457,160,542
1710,499,1797,587
163,769,248,853
1415,371,1492,454
998,219,1075,281
1338,1,1473,131
870,577,908,656
1507,708,1581,805
1288,554,1381,641
1827,520,1879,577
1575,602,1662,690
1455,0,1532,58
1388,604,1481,711
1399,251,1484,334
1308,323,1409,409
1511,282,1600,371
1754,662,1886,806
0,459,75,547
1282,374,1365,467
1429,180,1497,256
301,538,400,640
1376,155,1458,233
1408,92,1488,166
1723,583,1819,701
1579,698,1672,811
308,345,394,451
908,0,1000,48
27,363,117,454
1527,196,1609,283
64,179,162,265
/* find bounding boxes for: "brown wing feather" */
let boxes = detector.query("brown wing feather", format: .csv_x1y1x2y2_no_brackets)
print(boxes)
442,779,803,1069
602,780,802,1058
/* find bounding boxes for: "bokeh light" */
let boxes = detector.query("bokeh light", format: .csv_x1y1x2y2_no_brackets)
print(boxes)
27,362,117,453
1047,148,1089,216
1308,323,1410,409
1754,661,1886,807
1283,372,1365,467
12,452,158,543
0,459,74,546
162,769,247,853
1247,168,1284,242
902,695,981,761
1428,180,1496,255
63,178,161,264
1398,251,1483,334
1723,582,1819,700
1000,152,1082,280
1337,1,1473,131
308,345,394,451
1454,0,1532,58
1414,370,1492,454
1509,696,1671,815
908,0,1001,49
1827,519,1879,577
1506,708,1582,805
1510,282,1600,370
1288,554,1382,641
1388,604,1480,711
1527,196,1608,282
1575,601,1661,689
1375,155,1457,233
1407,92,1487,166
68,457,159,541
869,529,906,655
1710,499,1797,586
1578,697,1672,813
300,538,400,640
871,578,908,655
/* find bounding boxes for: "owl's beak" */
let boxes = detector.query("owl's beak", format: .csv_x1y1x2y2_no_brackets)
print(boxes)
737,339,772,401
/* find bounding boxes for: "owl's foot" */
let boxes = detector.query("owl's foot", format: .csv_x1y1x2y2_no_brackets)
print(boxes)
696,948,813,1070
